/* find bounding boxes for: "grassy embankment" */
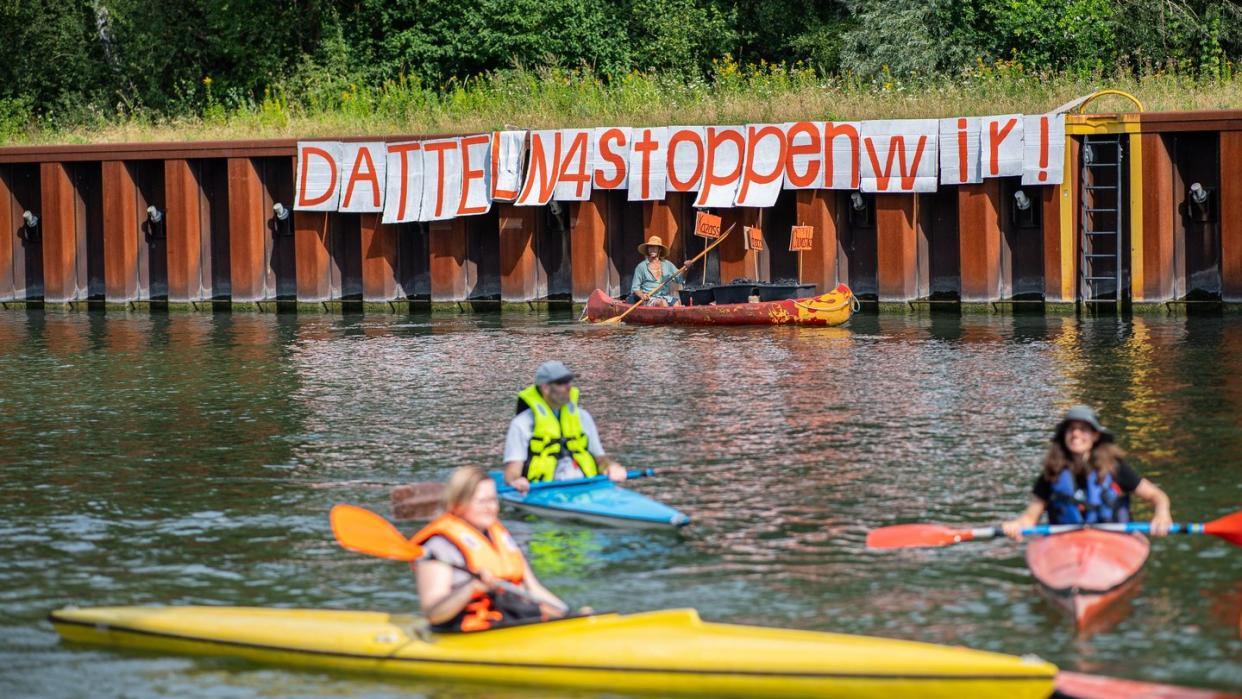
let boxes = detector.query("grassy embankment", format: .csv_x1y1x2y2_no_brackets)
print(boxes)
2,58,1241,146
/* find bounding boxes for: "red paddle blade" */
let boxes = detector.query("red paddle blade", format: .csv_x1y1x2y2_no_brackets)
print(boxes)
1204,511,1242,546
866,524,974,549
330,504,424,561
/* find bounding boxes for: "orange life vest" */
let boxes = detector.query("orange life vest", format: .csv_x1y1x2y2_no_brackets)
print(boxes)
412,514,527,631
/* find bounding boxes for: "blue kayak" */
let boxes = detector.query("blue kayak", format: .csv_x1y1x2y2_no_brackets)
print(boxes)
487,471,690,529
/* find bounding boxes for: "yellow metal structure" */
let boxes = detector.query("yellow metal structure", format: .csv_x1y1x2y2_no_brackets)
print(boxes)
50,606,1057,699
1070,89,1146,114
1058,89,1148,303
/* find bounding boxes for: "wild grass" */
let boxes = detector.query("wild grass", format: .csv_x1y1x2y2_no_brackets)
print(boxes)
2,57,1240,146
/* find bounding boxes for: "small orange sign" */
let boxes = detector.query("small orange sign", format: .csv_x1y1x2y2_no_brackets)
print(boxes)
744,226,764,251
694,211,723,239
789,225,814,252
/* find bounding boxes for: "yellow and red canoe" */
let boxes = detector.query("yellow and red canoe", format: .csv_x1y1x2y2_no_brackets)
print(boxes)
51,605,1056,699
585,284,856,326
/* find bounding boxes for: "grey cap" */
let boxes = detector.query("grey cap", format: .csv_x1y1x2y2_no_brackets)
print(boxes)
1054,404,1113,442
534,360,574,385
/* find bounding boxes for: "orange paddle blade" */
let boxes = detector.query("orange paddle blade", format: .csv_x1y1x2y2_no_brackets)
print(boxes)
1205,511,1242,546
866,524,974,549
330,504,425,561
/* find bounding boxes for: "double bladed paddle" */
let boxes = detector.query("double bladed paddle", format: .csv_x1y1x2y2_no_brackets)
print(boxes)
392,468,657,520
329,503,568,613
598,223,737,325
866,511,1242,550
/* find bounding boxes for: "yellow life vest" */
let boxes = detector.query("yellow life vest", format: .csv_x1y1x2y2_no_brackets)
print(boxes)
516,384,598,482
412,514,528,632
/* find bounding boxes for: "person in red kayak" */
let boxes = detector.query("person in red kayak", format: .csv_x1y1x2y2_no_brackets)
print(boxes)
503,360,628,494
412,465,571,632
1002,405,1173,540
626,235,684,307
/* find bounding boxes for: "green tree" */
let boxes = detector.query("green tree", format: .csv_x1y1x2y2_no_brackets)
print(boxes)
839,0,995,79
624,0,737,75
0,1,107,116
341,0,632,85
103,0,337,111
1112,0,1242,77
985,0,1117,73
727,0,852,72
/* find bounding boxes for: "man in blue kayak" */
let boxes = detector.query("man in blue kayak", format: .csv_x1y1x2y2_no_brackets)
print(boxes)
503,360,628,494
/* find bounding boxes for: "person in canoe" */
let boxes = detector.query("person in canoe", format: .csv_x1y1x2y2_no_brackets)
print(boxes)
1002,405,1173,540
503,360,628,494
626,235,684,307
413,465,573,631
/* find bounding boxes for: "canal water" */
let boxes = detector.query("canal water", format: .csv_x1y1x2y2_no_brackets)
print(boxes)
0,308,1239,698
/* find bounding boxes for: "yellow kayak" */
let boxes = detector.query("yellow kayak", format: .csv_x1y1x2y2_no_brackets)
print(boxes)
50,606,1055,698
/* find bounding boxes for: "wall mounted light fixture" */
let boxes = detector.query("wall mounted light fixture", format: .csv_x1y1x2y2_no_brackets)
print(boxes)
271,202,293,237
1013,190,1032,211
19,210,40,243
1189,182,1209,205
850,191,865,211
143,205,166,241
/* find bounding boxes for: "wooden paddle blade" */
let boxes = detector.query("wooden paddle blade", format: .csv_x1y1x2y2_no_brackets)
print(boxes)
1205,511,1242,546
393,496,443,520
330,504,424,561
391,483,444,521
866,524,972,549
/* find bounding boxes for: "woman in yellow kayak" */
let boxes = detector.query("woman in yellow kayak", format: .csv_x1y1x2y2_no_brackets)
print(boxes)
412,466,571,631
1002,405,1173,540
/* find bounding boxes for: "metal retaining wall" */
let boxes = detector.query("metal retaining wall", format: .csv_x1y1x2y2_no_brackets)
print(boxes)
2,110,1241,311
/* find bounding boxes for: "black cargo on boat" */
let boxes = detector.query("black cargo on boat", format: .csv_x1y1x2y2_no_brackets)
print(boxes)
678,279,819,305
679,286,716,306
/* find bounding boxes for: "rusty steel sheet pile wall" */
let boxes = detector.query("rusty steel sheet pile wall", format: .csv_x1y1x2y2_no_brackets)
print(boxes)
3,110,1242,310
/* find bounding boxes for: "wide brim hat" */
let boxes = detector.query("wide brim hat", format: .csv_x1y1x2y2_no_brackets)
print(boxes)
1053,404,1114,443
638,235,668,257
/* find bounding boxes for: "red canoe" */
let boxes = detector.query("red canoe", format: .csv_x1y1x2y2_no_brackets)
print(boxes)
584,284,856,326
1055,671,1242,699
1026,529,1150,629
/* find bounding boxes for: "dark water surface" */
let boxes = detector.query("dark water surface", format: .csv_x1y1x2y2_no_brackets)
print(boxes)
0,309,1239,698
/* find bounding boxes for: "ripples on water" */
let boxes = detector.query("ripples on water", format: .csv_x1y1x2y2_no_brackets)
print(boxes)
0,309,1239,697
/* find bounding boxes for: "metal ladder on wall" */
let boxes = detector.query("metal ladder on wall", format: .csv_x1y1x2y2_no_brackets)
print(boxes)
1078,135,1126,307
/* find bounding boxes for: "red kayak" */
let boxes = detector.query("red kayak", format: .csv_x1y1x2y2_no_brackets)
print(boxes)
1055,671,1242,699
1027,530,1150,629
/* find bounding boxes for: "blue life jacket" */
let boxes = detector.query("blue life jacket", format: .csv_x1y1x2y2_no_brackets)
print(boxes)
1047,468,1130,524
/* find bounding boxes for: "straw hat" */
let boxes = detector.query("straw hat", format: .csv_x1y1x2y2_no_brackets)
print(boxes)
638,235,669,257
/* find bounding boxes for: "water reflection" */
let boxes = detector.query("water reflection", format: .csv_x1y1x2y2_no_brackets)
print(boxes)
0,309,1239,696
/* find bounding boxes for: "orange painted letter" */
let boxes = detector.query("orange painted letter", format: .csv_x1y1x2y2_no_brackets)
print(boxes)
297,146,338,207
594,128,628,188
785,121,821,187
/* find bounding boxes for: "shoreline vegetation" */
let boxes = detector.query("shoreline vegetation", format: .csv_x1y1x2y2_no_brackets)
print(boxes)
4,1,1240,147
3,60,1241,147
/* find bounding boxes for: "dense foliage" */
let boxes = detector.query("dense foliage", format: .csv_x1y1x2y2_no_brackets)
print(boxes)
0,0,1239,136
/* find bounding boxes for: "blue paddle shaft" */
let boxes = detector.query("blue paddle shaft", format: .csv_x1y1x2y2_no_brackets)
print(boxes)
1009,522,1204,537
498,468,654,495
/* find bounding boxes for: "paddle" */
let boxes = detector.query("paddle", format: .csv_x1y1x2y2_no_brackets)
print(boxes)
329,503,569,613
598,223,736,324
866,510,1242,549
392,468,658,520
